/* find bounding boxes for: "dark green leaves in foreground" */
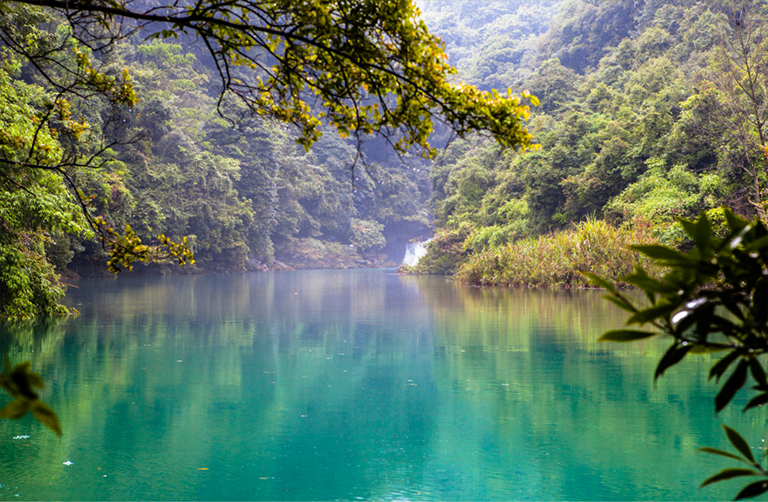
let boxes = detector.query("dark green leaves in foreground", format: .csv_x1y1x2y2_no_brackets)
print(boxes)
589,209,767,406
586,209,768,499
699,426,768,500
0,356,61,436
598,329,657,342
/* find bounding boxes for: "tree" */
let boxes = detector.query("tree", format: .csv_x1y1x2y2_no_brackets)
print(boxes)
350,218,385,252
0,0,541,320
682,1,768,222
0,3,194,299
2,0,538,155
0,52,92,319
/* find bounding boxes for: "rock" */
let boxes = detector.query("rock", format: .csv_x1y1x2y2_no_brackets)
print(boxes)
270,260,295,271
245,255,269,272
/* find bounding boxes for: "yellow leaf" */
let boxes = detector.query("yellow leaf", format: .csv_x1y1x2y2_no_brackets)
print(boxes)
0,400,30,420
31,400,62,437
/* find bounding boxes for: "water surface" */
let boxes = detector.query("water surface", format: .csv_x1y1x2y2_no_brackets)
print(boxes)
0,270,762,500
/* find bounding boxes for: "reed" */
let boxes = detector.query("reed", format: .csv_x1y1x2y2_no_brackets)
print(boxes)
455,218,660,288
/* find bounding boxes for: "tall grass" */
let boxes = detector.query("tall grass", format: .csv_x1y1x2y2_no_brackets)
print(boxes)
455,218,661,288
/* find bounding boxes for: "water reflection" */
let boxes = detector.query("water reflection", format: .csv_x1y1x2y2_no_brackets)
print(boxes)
0,270,759,500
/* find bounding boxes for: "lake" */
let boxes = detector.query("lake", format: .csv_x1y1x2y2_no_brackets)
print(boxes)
0,269,762,500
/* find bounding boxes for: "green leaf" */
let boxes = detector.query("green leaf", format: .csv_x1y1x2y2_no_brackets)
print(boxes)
603,294,639,313
735,480,768,500
743,393,768,412
655,343,692,381
0,399,30,420
627,303,678,325
716,361,749,412
624,273,675,295
679,218,699,242
723,425,756,464
599,330,658,342
693,212,712,250
724,208,749,234
749,359,767,389
631,245,690,264
31,400,62,437
711,351,743,382
27,372,45,390
699,447,750,463
581,271,618,294
690,345,730,354
701,468,759,487
743,235,768,253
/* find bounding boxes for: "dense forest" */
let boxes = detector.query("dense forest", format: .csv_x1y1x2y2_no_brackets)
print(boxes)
2,0,767,319
411,0,768,285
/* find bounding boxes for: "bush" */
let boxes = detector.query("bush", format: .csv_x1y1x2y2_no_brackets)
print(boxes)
456,217,660,287
350,219,386,252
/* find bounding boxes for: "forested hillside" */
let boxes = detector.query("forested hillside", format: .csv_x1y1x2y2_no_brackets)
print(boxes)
3,0,767,319
1,0,456,318
411,0,768,284
66,38,436,275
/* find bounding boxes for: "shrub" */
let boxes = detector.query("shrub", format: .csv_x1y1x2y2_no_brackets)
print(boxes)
456,217,660,287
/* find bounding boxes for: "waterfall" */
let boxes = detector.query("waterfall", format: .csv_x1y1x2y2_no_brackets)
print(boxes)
402,239,432,267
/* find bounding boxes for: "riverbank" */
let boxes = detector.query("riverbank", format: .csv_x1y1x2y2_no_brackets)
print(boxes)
66,236,398,279
403,219,661,288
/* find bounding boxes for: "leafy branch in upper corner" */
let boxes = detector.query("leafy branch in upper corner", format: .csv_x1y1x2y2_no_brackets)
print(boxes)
0,356,61,436
585,208,768,499
2,0,539,158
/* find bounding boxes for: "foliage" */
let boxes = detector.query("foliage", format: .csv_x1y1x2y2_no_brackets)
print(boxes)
350,219,386,252
456,217,660,287
400,224,471,275
0,4,196,311
537,0,638,73
694,1,768,221
100,223,195,274
0,243,70,320
604,158,727,245
1,0,549,317
0,57,90,319
276,237,360,269
586,209,768,499
6,0,539,156
417,0,560,91
107,40,433,272
0,2,442,316
0,357,61,436
417,0,768,276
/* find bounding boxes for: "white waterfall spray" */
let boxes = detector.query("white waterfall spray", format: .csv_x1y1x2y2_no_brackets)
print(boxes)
401,239,432,267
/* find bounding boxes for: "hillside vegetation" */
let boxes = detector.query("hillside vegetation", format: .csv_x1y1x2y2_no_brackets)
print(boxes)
3,0,767,318
0,4,442,318
410,0,768,285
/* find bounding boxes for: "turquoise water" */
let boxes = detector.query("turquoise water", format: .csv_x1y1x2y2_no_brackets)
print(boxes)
0,269,763,500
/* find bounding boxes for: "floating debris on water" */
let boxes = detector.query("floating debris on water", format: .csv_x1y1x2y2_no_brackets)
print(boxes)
13,436,30,440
